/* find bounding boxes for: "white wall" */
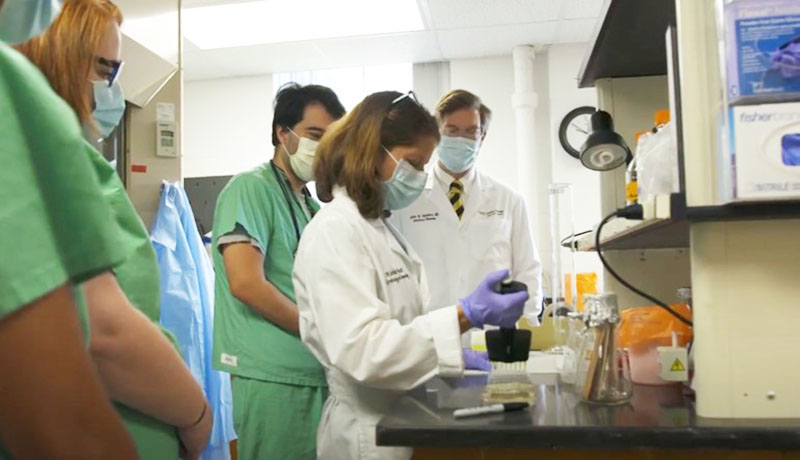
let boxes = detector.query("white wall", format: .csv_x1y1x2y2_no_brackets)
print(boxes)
449,55,520,191
183,75,274,178
448,45,602,285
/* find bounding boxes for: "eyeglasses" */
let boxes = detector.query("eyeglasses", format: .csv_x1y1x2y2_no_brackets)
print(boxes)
95,56,124,87
442,126,482,140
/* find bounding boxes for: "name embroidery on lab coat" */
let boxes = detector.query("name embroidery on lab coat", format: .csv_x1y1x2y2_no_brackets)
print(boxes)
385,268,410,285
410,212,439,223
478,210,505,217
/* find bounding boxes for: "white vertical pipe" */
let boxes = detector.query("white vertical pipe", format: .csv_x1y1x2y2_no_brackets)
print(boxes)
512,45,553,296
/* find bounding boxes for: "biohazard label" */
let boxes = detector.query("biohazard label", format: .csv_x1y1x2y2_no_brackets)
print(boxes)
670,358,686,372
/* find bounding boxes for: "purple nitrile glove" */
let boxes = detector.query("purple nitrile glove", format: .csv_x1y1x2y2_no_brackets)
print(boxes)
458,269,529,329
463,349,492,372
771,41,800,79
782,133,800,166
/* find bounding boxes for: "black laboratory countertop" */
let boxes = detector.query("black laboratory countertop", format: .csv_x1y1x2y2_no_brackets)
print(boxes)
376,374,800,450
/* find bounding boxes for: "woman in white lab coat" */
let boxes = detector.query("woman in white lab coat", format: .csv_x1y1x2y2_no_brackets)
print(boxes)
292,91,530,460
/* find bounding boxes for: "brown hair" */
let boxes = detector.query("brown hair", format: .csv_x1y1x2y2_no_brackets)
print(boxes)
15,0,123,124
314,91,439,219
434,89,492,133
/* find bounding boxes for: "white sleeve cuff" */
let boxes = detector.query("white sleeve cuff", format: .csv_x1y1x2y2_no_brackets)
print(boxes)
217,234,263,253
523,295,544,326
524,313,541,327
427,306,464,378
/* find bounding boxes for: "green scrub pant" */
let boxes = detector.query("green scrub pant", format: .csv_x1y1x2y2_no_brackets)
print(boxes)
115,403,180,460
233,377,328,460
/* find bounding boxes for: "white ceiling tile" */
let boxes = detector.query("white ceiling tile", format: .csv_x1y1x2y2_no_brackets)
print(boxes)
184,42,323,80
562,0,605,19
312,32,442,69
184,32,441,80
426,0,561,29
182,0,252,6
181,0,608,80
436,22,558,59
555,18,596,43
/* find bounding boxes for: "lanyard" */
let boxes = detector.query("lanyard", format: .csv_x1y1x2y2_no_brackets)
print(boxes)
269,161,315,247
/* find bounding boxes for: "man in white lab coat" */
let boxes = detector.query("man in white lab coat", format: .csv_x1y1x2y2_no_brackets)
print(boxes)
391,89,543,328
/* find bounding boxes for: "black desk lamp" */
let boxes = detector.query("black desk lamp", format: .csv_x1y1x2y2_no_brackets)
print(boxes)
579,110,632,171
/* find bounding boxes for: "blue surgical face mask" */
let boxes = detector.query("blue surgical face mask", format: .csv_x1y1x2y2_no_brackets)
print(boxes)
0,0,62,44
437,135,480,174
381,147,428,211
93,79,126,138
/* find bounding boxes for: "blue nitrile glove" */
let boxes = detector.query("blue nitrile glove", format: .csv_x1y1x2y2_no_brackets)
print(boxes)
459,269,529,329
771,41,800,79
463,349,492,372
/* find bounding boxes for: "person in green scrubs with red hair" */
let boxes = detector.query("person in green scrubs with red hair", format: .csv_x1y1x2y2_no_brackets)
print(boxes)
0,0,138,457
2,0,213,458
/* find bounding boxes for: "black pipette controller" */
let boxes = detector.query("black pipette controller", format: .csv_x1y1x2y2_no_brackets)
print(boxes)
485,280,531,363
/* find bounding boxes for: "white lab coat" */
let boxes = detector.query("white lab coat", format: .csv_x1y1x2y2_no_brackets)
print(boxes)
389,165,544,324
293,187,464,460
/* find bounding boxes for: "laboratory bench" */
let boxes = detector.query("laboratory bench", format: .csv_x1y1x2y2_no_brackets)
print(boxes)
376,374,800,460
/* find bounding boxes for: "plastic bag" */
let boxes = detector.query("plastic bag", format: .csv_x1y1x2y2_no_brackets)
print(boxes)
636,121,679,202
618,303,693,350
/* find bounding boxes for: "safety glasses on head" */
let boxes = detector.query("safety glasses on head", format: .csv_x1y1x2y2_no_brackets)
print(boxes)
390,90,420,108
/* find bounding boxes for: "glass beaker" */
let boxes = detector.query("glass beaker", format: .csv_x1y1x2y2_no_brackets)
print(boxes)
579,293,633,405
559,311,589,384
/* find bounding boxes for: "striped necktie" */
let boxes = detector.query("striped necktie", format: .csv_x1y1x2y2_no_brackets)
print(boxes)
449,180,464,220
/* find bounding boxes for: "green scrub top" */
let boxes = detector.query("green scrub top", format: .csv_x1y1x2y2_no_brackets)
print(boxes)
212,161,326,387
0,44,128,315
1,43,178,460
84,144,180,459
0,43,126,458
85,141,161,321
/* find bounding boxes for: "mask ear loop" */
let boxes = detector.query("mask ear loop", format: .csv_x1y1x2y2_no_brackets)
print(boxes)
280,126,299,156
382,146,400,165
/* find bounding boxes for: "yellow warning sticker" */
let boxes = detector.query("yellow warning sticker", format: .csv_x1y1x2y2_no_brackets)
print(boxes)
670,358,686,372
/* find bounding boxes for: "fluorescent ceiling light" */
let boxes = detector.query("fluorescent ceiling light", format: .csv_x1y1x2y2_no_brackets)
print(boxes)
183,0,424,50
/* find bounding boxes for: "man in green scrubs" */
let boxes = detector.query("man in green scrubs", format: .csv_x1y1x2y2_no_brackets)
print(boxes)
213,83,345,459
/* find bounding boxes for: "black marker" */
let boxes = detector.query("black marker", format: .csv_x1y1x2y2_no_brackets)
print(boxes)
453,402,529,419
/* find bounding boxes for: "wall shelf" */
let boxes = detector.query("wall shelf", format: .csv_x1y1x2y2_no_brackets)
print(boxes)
577,0,676,88
685,202,800,222
575,193,800,252
576,217,689,251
